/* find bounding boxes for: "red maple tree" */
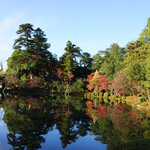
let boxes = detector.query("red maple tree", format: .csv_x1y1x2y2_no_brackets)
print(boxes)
86,71,109,92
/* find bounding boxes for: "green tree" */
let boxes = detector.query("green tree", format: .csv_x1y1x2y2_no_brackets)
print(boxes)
32,27,53,80
92,51,105,71
7,23,54,86
139,18,150,42
100,43,125,79
8,23,35,79
80,52,93,69
61,41,81,72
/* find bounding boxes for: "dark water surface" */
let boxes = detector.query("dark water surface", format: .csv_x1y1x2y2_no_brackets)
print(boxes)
0,94,150,150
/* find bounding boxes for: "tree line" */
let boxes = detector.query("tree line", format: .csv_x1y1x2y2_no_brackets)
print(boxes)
3,18,150,100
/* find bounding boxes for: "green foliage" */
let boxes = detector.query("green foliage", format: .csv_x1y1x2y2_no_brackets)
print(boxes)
145,58,150,81
80,52,93,69
86,92,92,100
7,23,55,88
20,74,27,88
141,119,150,129
143,130,150,139
109,95,120,103
69,78,86,93
137,97,145,103
61,41,81,72
97,43,125,79
138,102,150,114
99,92,103,102
103,91,109,104
139,18,150,42
125,61,146,81
5,70,20,88
92,51,105,71
91,93,95,100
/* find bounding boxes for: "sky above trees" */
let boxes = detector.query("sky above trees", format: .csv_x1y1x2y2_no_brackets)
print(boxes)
0,0,150,69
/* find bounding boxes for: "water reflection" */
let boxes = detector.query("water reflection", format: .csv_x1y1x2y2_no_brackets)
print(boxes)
1,95,150,149
1,95,90,149
86,100,150,150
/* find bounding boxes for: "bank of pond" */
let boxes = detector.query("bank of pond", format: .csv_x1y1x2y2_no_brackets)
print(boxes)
0,93,150,150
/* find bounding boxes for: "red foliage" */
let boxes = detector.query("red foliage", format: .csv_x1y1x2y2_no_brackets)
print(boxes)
98,75,109,91
27,76,41,88
57,69,63,79
128,109,139,120
85,101,107,119
65,110,72,117
53,81,59,85
97,104,107,118
85,108,92,118
86,73,95,83
54,109,61,119
85,101,95,118
86,71,109,92
86,101,95,107
66,71,74,79
57,69,74,85
26,78,31,81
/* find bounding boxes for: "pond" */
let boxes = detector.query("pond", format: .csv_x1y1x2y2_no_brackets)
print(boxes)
0,94,150,150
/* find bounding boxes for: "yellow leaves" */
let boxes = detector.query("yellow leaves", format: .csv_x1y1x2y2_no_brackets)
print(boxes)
137,102,150,115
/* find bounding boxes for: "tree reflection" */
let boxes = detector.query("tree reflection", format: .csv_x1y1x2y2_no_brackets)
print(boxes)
3,95,150,150
86,100,150,150
3,96,55,149
2,95,90,149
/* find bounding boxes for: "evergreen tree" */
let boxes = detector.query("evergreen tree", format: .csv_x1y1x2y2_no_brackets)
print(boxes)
7,23,53,85
100,43,125,79
61,41,81,72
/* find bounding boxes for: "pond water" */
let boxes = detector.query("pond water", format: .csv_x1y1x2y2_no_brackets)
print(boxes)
0,94,150,150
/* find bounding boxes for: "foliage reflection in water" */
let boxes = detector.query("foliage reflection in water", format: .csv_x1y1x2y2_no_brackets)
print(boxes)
0,94,150,150
0,95,105,150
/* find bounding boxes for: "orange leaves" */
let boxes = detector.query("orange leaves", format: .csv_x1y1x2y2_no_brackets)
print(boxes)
86,101,95,107
128,109,139,120
97,104,107,119
85,101,107,119
57,68,63,79
66,70,74,79
86,71,109,92
56,68,74,86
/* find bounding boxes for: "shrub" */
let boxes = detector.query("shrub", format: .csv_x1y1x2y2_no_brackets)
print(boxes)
103,91,109,104
109,95,120,103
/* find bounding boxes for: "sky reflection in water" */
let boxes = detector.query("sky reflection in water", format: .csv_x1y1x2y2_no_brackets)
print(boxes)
1,95,150,150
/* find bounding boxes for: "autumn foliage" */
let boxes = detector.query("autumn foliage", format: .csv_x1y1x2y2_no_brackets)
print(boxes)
109,71,129,96
86,71,109,92
57,69,74,84
85,101,140,132
26,76,41,88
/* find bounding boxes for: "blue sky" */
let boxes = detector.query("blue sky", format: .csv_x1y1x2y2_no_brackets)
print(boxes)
0,0,150,68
